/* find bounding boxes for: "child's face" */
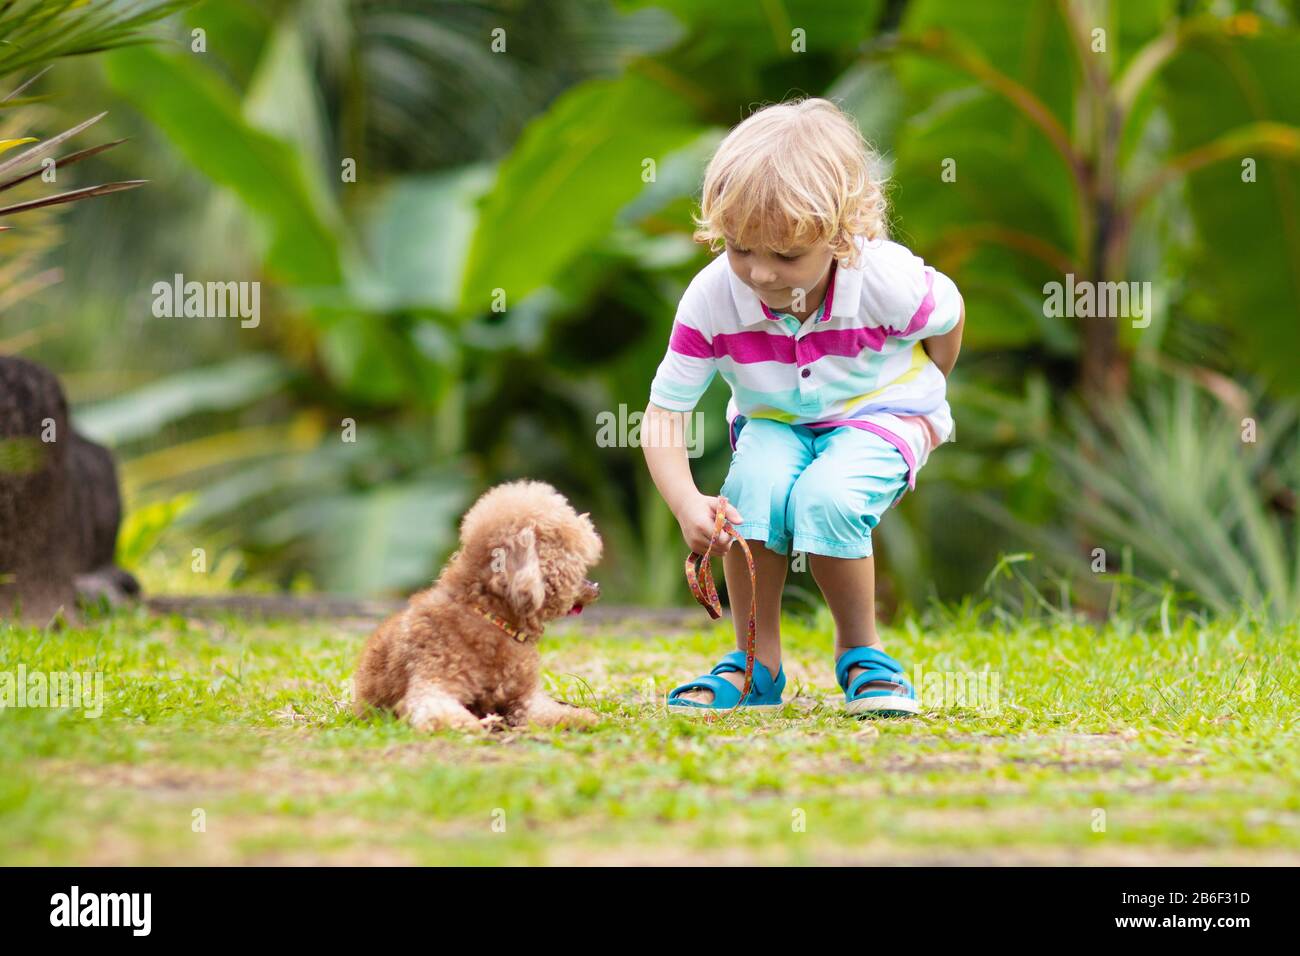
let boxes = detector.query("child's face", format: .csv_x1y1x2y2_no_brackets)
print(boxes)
724,236,835,313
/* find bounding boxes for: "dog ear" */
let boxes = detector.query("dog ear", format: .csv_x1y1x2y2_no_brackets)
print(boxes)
493,526,545,618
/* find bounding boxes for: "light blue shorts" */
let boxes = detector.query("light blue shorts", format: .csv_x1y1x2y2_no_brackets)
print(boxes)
719,417,911,559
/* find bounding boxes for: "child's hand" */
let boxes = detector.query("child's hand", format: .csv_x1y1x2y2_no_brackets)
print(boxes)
675,493,744,556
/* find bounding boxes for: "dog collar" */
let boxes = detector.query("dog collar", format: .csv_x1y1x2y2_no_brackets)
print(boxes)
471,605,533,643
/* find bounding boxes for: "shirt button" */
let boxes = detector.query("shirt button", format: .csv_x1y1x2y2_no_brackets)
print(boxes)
801,368,811,379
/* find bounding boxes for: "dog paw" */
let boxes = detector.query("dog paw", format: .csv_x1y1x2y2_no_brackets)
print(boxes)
551,704,600,729
512,694,600,730
400,680,486,733
411,711,484,733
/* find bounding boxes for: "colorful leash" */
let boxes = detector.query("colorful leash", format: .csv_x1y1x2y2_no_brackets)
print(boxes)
684,496,757,711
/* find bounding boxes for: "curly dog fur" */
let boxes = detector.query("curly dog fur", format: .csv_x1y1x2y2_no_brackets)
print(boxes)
352,480,603,731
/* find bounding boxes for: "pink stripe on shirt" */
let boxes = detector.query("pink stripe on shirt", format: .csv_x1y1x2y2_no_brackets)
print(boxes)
673,268,936,369
887,269,935,337
668,320,712,359
711,330,795,364
795,325,888,361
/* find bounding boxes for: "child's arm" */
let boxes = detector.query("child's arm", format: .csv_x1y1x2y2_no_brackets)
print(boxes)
859,243,965,376
921,299,965,377
642,402,742,556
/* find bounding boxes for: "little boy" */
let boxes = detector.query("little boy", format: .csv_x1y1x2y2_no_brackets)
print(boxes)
641,97,964,716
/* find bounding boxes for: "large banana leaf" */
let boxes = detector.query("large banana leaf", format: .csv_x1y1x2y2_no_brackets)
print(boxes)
295,167,494,404
357,166,494,312
102,45,343,287
883,0,1300,391
623,0,879,61
72,354,292,446
252,473,472,594
889,0,1083,350
459,71,700,309
243,10,336,221
1159,26,1300,393
181,0,277,90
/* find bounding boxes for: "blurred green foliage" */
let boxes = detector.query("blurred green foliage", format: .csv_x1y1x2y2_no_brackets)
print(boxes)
2,0,1298,618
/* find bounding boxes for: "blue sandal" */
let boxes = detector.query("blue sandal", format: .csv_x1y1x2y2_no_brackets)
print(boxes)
667,650,786,715
835,646,919,717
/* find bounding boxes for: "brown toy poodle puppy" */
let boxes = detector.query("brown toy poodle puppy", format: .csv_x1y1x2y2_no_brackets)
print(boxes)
353,479,603,732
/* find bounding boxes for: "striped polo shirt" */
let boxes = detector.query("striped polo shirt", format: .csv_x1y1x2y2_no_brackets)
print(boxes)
648,235,962,491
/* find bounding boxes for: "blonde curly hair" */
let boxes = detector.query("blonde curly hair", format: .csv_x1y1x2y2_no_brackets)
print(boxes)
692,97,887,267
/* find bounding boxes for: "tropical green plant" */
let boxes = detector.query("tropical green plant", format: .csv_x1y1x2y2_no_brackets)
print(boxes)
0,0,192,77
979,369,1300,624
76,0,795,594
23,0,1300,610
0,103,143,226
0,1,197,308
879,0,1300,405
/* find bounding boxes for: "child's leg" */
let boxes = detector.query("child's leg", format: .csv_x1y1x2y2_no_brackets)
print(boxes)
808,553,904,694
672,418,811,705
674,541,788,704
787,426,913,697
808,552,880,647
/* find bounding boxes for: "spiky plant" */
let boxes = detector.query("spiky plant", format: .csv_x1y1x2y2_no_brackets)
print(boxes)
0,89,141,226
978,370,1300,625
0,0,196,306
0,0,193,78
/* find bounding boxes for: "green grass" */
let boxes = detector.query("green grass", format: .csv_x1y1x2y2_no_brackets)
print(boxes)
1,602,1298,865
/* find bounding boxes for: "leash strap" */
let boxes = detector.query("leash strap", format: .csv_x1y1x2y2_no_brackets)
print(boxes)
684,496,757,710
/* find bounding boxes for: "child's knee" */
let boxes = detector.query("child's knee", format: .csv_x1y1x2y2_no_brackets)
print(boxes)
789,470,874,529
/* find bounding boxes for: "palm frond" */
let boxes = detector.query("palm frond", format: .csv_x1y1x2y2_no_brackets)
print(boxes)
0,136,126,194
1043,374,1300,623
0,1,196,79
0,109,105,177
0,178,145,216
